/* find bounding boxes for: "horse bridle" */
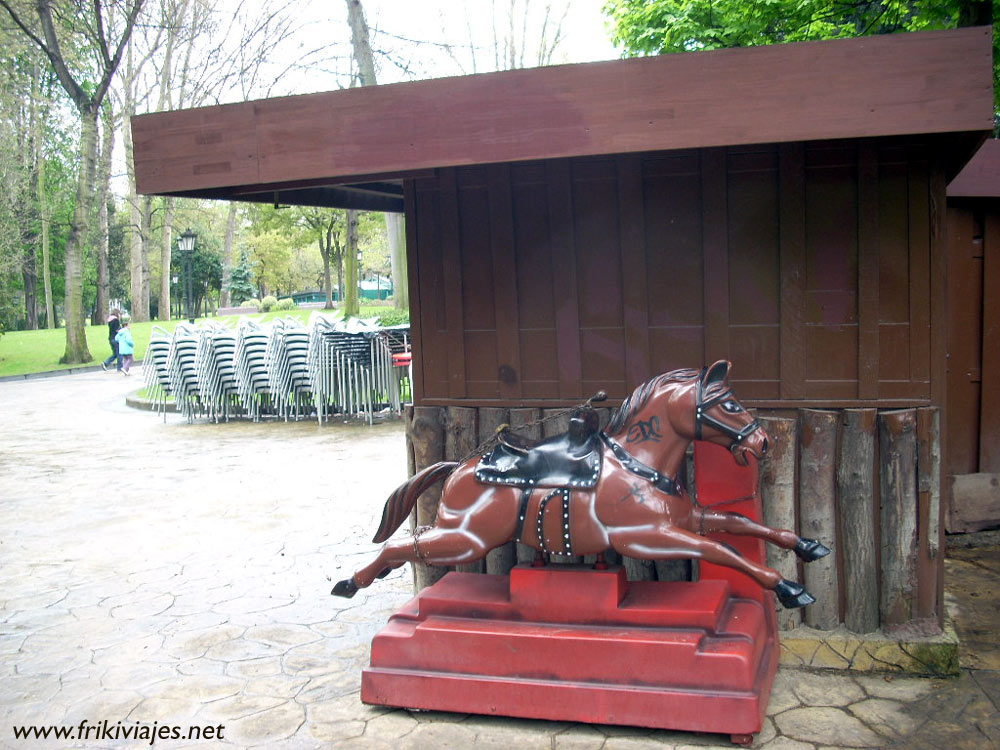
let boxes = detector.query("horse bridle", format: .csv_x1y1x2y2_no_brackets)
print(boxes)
695,372,761,446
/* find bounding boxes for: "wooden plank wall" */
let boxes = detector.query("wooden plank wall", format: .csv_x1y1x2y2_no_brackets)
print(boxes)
409,137,938,409
945,201,1000,531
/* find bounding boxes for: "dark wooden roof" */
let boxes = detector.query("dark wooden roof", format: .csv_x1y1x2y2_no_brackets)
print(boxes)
948,138,1000,198
131,26,994,210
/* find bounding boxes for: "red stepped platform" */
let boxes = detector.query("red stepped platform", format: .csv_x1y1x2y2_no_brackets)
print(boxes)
363,566,777,738
362,441,778,743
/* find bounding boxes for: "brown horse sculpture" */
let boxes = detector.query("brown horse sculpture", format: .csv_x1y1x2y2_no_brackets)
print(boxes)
333,361,829,608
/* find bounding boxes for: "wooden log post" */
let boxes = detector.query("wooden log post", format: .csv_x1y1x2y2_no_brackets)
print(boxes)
446,406,483,574
799,409,841,630
480,406,517,575
879,409,919,630
759,415,801,631
510,408,542,564
837,409,879,633
404,404,416,477
917,407,942,625
407,406,448,590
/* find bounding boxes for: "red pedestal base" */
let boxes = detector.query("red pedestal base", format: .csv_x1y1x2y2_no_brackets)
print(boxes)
362,564,778,740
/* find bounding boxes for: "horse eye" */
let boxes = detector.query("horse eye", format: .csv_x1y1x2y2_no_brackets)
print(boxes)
721,400,742,413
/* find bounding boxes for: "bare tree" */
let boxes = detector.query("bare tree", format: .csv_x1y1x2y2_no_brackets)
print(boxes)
0,0,145,363
346,0,407,311
440,0,572,74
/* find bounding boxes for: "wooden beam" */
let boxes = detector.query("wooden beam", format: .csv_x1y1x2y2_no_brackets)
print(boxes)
547,160,583,399
132,28,993,197
981,212,1000,471
857,141,879,399
488,165,523,401
702,149,729,363
779,143,806,399
618,154,651,386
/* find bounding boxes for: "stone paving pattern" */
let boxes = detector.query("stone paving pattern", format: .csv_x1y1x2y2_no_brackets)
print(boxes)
1,371,998,749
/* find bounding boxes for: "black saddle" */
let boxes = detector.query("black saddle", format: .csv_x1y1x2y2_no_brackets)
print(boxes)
475,408,602,489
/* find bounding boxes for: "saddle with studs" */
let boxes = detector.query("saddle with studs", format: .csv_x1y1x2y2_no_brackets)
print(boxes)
475,408,603,489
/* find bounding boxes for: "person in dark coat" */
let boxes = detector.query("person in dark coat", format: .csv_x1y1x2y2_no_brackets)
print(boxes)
102,308,122,371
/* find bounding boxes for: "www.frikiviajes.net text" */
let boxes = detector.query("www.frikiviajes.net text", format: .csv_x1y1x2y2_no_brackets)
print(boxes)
12,720,225,745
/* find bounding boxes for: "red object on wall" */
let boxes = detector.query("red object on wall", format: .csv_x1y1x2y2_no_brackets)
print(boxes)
362,443,777,742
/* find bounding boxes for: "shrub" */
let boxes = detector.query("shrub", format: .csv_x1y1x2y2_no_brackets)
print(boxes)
375,308,410,327
276,297,296,311
241,298,261,310
260,295,278,312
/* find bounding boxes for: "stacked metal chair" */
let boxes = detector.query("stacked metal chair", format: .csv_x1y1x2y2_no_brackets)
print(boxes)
166,323,204,422
141,314,413,425
141,326,175,421
233,320,273,422
306,316,403,424
266,317,313,421
380,324,412,411
194,322,240,423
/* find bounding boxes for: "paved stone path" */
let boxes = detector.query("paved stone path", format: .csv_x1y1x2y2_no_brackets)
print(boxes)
1,370,998,748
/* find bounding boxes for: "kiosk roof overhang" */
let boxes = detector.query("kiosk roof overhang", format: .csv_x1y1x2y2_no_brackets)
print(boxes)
949,138,1000,198
131,26,994,211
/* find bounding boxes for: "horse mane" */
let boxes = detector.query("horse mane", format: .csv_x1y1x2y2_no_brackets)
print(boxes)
605,368,702,436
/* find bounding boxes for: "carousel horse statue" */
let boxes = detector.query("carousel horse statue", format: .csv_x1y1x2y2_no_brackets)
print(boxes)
332,360,829,608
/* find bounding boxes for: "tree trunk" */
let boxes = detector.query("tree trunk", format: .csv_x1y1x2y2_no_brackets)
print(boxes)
22,251,39,330
337,252,344,303
219,202,237,308
122,89,149,322
61,106,98,363
322,247,334,308
386,213,407,309
159,197,175,321
138,194,153,320
31,62,54,329
93,189,109,325
344,209,360,316
93,104,114,325
346,1,409,310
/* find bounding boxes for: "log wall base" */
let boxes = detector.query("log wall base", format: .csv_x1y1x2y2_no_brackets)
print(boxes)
362,565,778,742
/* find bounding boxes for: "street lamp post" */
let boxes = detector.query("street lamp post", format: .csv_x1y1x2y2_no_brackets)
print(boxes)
178,229,196,324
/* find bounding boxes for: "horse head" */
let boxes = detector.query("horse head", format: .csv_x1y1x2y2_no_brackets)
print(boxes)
683,360,769,466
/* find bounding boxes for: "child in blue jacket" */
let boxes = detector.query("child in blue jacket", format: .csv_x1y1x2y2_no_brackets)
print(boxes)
115,321,135,376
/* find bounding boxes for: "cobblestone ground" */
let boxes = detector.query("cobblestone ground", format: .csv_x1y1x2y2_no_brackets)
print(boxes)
1,370,997,749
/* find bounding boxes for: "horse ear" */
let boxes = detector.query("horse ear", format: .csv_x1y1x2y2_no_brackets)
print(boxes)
703,360,731,389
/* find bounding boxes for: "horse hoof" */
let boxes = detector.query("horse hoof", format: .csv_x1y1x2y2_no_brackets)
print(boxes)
774,579,816,609
795,537,831,562
331,578,359,598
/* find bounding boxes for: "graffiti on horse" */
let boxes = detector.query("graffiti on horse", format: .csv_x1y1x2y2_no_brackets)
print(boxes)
333,361,829,607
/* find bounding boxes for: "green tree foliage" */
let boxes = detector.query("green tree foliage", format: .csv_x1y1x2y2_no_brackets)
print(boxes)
227,250,256,306
169,232,222,318
603,0,996,112
1,0,145,363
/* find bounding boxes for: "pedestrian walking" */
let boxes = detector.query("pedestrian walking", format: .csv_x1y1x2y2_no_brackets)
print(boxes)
101,309,122,371
115,320,135,376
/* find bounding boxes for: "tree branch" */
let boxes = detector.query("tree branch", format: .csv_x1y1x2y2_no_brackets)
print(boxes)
93,0,112,66
94,0,145,106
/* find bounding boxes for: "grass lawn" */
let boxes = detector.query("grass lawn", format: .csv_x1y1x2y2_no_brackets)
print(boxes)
0,306,400,379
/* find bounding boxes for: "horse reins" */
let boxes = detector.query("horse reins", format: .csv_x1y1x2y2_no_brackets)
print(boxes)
695,370,761,446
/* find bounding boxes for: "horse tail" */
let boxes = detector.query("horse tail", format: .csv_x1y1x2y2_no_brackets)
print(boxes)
372,461,459,543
